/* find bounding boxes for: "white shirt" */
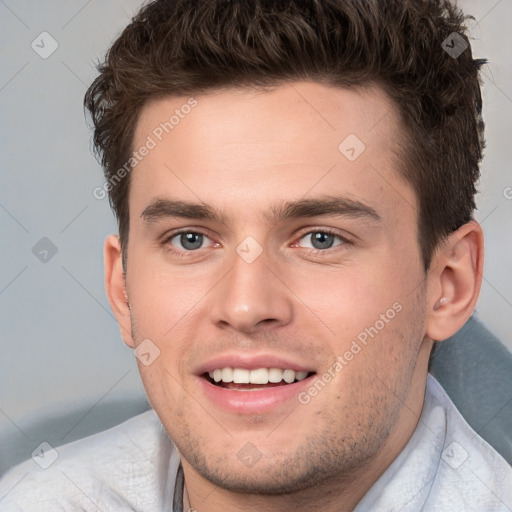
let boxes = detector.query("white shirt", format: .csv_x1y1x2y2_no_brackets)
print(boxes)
0,374,510,511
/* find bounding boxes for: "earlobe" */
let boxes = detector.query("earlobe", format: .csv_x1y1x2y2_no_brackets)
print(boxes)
104,234,135,348
425,221,484,341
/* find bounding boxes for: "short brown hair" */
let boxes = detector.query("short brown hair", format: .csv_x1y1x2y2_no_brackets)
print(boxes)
84,0,485,271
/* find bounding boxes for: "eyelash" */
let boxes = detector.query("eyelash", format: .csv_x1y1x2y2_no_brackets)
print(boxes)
294,228,350,255
162,229,214,258
162,228,350,257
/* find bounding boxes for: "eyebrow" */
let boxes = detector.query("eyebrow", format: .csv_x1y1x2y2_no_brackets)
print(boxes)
141,199,225,224
140,196,381,225
267,196,381,224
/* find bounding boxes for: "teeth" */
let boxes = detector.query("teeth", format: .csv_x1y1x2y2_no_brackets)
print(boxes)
232,368,250,384
295,371,308,381
207,367,310,385
283,369,295,383
221,367,233,382
250,368,269,384
268,368,283,383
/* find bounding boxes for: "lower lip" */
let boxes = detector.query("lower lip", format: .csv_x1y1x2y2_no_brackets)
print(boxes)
198,376,315,414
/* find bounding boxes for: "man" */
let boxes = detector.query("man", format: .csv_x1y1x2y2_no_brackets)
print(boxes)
0,0,510,510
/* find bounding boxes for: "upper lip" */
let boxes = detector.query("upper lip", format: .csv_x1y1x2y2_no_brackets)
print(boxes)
195,352,316,376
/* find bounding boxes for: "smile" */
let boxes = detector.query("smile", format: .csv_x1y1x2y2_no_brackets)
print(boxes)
206,367,310,388
195,358,317,414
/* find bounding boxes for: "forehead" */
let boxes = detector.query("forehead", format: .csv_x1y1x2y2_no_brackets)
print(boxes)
129,81,415,225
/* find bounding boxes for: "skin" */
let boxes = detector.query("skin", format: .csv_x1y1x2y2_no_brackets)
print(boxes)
104,81,483,512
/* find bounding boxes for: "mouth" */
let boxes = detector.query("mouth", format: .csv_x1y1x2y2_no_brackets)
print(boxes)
197,361,317,414
203,367,315,391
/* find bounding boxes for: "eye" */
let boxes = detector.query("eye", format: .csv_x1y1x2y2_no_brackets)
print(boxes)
168,231,213,251
297,230,345,251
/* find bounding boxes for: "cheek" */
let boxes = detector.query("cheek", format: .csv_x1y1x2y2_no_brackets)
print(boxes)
136,358,188,423
287,252,423,381
288,261,408,338
126,256,214,341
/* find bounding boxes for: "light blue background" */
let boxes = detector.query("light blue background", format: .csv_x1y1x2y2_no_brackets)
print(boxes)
1,0,511,475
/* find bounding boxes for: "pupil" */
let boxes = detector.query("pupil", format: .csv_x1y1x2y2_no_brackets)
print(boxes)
181,232,203,250
311,232,334,250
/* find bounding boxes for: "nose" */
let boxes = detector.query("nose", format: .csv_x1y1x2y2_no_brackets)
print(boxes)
209,246,294,334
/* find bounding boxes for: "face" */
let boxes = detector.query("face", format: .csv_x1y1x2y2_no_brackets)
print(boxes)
116,82,434,494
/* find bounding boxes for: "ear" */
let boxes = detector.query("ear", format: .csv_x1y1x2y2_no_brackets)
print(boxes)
425,221,484,341
104,234,135,348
